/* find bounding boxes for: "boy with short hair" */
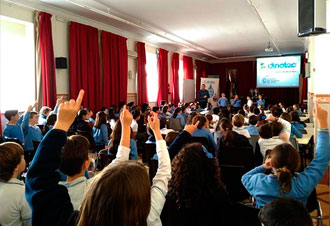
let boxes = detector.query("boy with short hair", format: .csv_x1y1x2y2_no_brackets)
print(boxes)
0,142,31,225
3,110,25,144
245,115,259,136
38,106,52,125
232,114,250,138
59,135,90,210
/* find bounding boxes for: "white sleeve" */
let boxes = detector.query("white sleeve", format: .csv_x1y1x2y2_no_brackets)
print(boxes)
147,140,171,226
277,118,291,138
21,191,32,226
104,145,130,169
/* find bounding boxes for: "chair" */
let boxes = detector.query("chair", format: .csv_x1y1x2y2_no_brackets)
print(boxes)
77,130,96,152
149,159,158,182
248,135,259,154
142,143,156,166
168,118,183,131
4,137,24,147
233,202,261,226
306,189,323,226
218,146,255,170
289,137,299,151
98,149,116,169
191,136,214,155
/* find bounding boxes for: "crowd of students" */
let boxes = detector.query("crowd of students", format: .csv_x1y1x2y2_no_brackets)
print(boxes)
0,89,328,226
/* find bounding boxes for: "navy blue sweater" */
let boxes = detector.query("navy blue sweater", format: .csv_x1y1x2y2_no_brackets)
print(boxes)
25,129,74,226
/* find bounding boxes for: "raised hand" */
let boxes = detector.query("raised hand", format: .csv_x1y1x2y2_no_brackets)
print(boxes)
54,90,84,132
184,121,200,135
56,96,65,106
120,105,133,128
313,101,328,129
148,112,162,141
27,105,33,112
33,100,38,109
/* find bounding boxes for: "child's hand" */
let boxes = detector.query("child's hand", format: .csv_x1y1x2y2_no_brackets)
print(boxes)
27,105,33,112
120,105,133,128
56,96,65,106
184,121,200,135
263,156,272,169
33,100,38,109
148,112,160,132
313,101,328,129
54,90,84,132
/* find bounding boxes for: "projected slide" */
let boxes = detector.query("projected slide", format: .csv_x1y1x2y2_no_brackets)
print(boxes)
257,56,301,88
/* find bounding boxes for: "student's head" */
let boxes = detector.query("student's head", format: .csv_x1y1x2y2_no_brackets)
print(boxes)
253,107,260,115
213,107,220,116
270,143,300,194
77,161,151,226
46,113,57,127
220,118,234,146
258,123,273,139
247,96,251,100
168,143,224,209
39,106,51,117
234,94,239,99
259,197,312,226
59,135,90,177
258,95,262,100
232,114,244,128
162,106,168,114
201,84,206,90
248,115,258,126
172,107,182,118
94,111,107,129
186,111,198,124
141,103,149,113
165,131,179,147
280,112,292,123
29,111,39,125
4,110,19,122
131,109,141,120
237,109,245,117
279,103,285,109
78,109,89,120
290,111,300,122
85,108,93,118
271,107,283,118
152,106,159,113
286,106,294,113
0,142,25,181
271,121,282,136
221,93,225,97
293,104,299,111
192,115,207,129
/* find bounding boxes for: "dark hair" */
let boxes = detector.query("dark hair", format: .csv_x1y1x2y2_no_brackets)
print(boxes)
272,107,283,118
141,103,149,113
286,106,294,113
59,135,89,177
160,117,167,129
280,112,292,123
213,107,220,116
232,114,244,127
78,109,88,120
237,110,245,117
259,123,273,139
77,161,150,226
39,106,51,116
220,118,234,147
172,107,182,119
0,142,24,181
29,111,38,119
4,110,18,121
105,108,116,120
259,197,312,226
94,111,107,129
206,114,212,122
290,111,300,122
192,115,206,129
168,143,225,209
186,112,198,124
270,144,300,194
253,107,260,115
165,131,179,147
162,106,168,114
131,109,141,120
152,106,159,112
43,114,57,134
248,115,258,125
271,121,283,136
109,121,125,155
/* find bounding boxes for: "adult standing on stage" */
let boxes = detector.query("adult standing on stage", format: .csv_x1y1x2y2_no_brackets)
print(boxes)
198,84,210,109
218,93,229,109
257,95,265,107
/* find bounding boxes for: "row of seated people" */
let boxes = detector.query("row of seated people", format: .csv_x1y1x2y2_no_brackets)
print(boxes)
0,90,327,226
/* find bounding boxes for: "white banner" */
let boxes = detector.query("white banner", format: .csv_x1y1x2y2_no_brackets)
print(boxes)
200,78,220,108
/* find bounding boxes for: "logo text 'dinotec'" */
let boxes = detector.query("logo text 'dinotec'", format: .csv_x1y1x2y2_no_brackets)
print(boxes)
267,62,297,69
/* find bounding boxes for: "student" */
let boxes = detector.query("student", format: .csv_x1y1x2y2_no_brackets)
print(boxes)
258,198,312,226
290,111,306,130
266,106,291,138
218,93,229,108
245,115,259,136
242,102,329,208
72,109,92,133
105,107,117,130
0,142,31,226
257,95,265,107
59,135,90,211
38,106,51,125
85,108,95,125
152,106,161,115
293,104,302,117
232,114,251,138
130,109,140,138
191,115,216,151
160,117,174,135
3,110,25,144
159,106,169,118
170,107,186,128
212,107,220,124
206,114,214,129
247,96,253,108
42,113,57,136
25,92,171,226
233,94,242,111
93,111,109,151
280,113,302,138
108,121,138,160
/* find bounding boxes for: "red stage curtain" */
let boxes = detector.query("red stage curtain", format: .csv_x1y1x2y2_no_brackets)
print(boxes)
157,48,169,106
137,42,148,105
170,53,180,106
183,55,194,79
39,12,57,108
69,22,101,113
102,31,128,107
196,60,211,100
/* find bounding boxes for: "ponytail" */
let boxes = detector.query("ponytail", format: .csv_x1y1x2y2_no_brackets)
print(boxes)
223,128,234,147
276,167,293,194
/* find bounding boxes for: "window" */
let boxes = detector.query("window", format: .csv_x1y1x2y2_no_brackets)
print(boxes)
0,16,35,112
146,51,158,102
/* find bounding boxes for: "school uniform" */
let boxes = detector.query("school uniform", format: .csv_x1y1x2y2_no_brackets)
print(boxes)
233,126,251,138
3,114,25,144
93,124,109,146
290,124,302,138
257,99,265,107
23,113,43,151
38,115,47,126
0,178,31,226
258,136,285,158
245,125,259,136
218,97,229,108
192,128,217,151
108,139,138,160
59,177,89,210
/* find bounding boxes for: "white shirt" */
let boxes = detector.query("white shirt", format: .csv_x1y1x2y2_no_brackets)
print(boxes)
247,99,253,107
59,176,89,210
130,119,138,132
0,178,31,226
212,114,220,123
106,141,171,226
109,119,116,130
233,126,251,138
160,128,174,135
258,136,284,159
277,118,291,139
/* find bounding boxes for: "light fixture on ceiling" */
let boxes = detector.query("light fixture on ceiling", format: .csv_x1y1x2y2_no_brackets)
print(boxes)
265,42,273,52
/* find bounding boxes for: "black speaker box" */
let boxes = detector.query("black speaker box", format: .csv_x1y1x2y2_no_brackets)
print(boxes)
298,0,327,37
55,57,67,69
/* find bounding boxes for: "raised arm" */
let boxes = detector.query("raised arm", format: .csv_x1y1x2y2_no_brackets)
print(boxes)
22,105,33,136
25,90,84,226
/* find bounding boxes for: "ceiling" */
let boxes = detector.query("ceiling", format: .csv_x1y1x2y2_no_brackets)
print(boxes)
32,0,307,61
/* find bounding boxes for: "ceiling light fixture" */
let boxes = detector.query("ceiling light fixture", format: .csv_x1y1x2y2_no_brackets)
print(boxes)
265,42,273,52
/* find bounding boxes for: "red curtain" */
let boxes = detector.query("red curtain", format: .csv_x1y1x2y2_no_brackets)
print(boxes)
69,22,101,113
301,78,307,103
183,55,194,79
39,12,57,108
196,60,211,100
170,53,180,106
137,42,148,105
102,31,128,107
157,48,169,106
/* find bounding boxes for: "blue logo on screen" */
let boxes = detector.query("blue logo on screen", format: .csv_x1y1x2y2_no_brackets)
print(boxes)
262,78,267,83
260,63,266,69
268,62,297,69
